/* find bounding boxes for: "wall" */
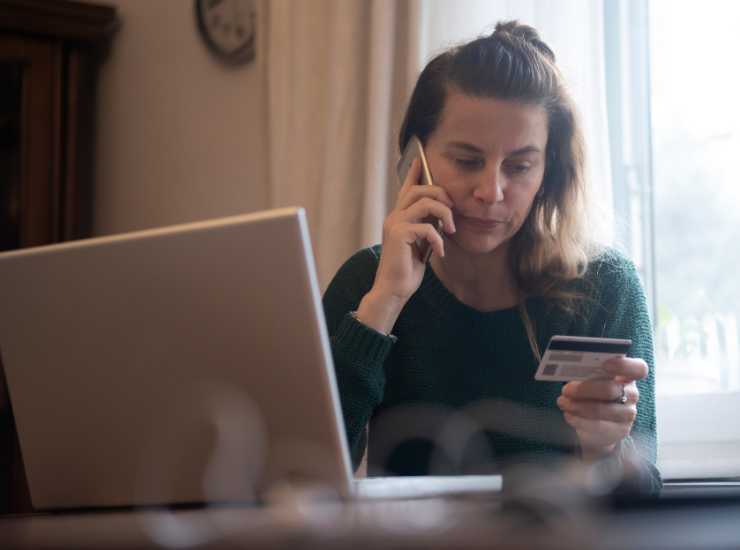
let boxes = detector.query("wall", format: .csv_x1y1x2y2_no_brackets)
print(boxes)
93,0,268,236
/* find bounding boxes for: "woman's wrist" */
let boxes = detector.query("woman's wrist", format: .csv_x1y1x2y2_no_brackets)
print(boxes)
581,442,620,464
581,442,618,463
355,287,406,335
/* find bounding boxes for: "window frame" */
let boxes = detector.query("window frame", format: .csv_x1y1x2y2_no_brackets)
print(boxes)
603,0,657,319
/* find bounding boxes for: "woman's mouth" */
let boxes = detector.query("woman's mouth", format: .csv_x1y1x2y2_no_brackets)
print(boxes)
457,214,508,231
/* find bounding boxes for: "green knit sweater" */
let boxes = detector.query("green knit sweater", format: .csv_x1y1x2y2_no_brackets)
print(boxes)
323,245,660,491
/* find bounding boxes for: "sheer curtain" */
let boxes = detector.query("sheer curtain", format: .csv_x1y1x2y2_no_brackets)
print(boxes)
265,0,421,289
419,0,614,243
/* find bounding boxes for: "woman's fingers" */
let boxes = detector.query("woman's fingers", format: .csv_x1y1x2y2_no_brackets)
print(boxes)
385,219,446,256
399,197,456,234
562,414,630,449
404,222,446,258
396,178,454,211
557,395,637,424
602,357,649,382
562,379,639,403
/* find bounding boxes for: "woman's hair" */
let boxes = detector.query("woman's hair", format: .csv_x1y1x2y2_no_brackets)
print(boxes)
399,21,592,355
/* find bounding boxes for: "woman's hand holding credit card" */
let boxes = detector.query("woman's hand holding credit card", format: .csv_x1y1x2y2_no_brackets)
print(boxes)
537,336,649,460
353,136,456,335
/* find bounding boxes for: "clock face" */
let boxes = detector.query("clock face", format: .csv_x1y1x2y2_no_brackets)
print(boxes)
195,0,256,65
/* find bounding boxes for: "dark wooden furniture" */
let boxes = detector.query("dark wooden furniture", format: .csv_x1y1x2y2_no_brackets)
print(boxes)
0,0,118,514
0,0,118,249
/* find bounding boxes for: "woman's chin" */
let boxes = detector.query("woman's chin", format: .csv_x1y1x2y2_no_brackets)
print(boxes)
446,233,509,256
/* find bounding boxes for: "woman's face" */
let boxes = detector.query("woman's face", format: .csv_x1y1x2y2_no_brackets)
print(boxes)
424,91,548,256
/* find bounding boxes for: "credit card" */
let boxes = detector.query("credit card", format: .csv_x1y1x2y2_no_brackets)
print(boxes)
534,335,632,382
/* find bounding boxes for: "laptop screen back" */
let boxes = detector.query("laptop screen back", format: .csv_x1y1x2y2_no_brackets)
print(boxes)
0,208,353,509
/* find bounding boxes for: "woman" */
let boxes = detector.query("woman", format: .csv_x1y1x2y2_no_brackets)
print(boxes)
323,21,660,493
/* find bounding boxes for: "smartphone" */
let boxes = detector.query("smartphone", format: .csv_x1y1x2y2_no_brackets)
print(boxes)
534,335,632,382
397,135,443,263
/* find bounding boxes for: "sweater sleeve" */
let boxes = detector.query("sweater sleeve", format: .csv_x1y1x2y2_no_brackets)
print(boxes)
588,250,662,494
322,247,395,470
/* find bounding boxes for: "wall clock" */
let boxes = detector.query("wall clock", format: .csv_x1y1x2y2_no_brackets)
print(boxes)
195,0,256,65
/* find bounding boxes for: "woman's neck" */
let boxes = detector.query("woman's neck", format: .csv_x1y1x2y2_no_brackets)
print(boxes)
430,240,521,312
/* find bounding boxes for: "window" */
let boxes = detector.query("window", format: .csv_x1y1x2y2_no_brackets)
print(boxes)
606,0,740,478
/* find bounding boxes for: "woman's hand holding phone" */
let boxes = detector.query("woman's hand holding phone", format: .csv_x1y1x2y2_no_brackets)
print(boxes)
355,155,456,335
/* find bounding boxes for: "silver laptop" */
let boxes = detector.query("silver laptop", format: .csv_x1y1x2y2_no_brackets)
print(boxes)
0,207,499,509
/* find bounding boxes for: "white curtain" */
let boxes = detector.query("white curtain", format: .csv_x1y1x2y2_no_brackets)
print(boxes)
265,0,421,289
420,0,615,243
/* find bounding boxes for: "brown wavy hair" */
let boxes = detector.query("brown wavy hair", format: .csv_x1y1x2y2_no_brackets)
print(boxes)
399,21,593,358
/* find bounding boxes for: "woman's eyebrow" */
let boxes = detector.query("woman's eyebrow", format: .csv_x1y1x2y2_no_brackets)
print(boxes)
447,142,542,156
446,141,484,154
507,145,542,156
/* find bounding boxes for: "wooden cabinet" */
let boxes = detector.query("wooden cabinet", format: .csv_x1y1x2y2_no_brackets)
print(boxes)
0,0,118,250
0,0,118,513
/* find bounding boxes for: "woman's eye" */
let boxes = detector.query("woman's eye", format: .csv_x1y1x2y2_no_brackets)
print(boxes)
505,162,532,175
455,157,484,170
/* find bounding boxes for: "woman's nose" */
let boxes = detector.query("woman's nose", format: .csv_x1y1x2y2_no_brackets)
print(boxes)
473,169,505,204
